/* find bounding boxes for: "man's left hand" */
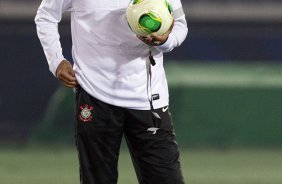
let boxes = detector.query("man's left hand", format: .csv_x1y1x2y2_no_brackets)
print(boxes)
138,21,174,46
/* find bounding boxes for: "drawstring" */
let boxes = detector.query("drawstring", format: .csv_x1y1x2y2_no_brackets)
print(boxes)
149,50,156,66
146,48,161,128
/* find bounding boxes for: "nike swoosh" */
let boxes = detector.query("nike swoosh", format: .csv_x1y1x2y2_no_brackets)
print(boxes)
162,106,168,112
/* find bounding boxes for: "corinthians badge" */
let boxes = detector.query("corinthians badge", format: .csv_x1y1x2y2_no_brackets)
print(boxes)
79,104,94,122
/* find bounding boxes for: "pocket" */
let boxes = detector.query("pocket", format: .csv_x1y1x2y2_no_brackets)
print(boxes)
73,85,80,95
157,106,174,130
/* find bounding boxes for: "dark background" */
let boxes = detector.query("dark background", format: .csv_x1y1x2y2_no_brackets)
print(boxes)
1,0,282,144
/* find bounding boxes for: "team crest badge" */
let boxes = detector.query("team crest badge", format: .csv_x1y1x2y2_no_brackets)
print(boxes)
79,104,94,122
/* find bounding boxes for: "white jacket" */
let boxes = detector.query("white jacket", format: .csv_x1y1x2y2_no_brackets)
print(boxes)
35,0,188,110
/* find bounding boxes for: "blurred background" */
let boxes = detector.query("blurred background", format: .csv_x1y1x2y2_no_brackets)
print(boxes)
1,0,282,184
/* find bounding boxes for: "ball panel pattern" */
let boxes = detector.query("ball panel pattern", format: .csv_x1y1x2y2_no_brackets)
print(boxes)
126,0,173,37
139,12,162,33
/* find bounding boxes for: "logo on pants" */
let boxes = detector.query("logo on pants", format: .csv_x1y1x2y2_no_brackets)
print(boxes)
79,104,94,123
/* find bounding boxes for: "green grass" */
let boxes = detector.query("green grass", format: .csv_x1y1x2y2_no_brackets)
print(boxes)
165,62,282,88
1,148,282,184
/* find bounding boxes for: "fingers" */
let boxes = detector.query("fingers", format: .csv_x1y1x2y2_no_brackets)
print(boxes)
137,35,160,46
150,34,162,45
137,31,170,46
137,20,175,46
57,69,78,88
56,60,78,88
148,21,174,45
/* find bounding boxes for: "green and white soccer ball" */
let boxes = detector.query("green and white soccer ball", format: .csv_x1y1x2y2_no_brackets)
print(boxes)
126,0,173,37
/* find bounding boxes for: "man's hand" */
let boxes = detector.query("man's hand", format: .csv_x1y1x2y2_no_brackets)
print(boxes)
138,21,174,46
56,60,78,88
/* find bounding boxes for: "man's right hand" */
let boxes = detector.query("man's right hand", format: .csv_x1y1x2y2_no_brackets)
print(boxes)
56,60,78,88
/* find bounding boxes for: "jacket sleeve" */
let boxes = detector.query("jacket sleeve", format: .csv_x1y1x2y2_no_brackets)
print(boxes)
34,0,73,76
156,0,188,53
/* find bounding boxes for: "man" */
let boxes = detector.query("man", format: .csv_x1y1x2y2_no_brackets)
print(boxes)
35,0,188,183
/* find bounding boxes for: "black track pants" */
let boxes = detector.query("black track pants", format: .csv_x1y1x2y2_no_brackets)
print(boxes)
75,87,185,184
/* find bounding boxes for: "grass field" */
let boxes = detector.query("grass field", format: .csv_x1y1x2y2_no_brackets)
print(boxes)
165,62,282,88
1,147,282,184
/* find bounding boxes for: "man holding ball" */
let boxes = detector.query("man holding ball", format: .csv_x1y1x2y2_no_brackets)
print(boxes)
35,0,188,183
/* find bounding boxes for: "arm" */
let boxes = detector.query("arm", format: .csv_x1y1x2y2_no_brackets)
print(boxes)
139,0,188,52
155,13,187,53
35,0,77,87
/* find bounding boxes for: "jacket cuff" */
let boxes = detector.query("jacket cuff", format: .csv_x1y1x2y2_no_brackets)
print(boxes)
49,52,65,77
155,33,177,53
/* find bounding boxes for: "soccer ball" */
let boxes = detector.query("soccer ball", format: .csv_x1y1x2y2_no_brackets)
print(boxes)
126,0,173,37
